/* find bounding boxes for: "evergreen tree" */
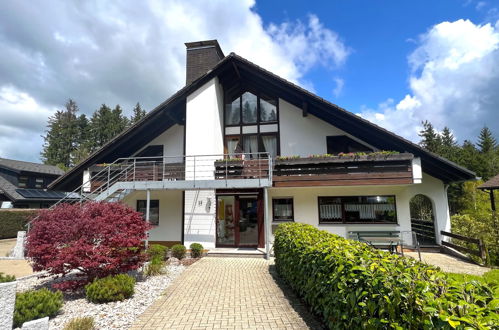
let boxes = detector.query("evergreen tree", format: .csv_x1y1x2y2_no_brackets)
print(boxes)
477,126,497,153
41,99,80,169
418,120,442,153
88,104,129,152
71,114,91,165
130,103,147,124
440,127,458,162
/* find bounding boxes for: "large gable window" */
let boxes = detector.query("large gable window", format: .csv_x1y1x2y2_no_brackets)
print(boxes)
224,89,279,159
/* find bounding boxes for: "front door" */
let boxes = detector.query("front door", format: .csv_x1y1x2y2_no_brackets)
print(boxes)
216,192,263,248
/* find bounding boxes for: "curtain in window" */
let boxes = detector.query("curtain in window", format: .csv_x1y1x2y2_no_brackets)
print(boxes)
243,135,259,158
227,138,239,157
275,204,292,217
344,203,395,219
319,204,342,219
262,135,277,159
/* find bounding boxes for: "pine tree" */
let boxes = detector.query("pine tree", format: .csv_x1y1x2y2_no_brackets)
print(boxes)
477,126,497,153
41,99,80,169
418,120,442,153
88,104,130,152
440,127,458,162
71,114,91,165
130,103,147,124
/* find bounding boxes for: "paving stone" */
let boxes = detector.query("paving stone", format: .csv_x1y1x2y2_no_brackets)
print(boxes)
132,257,323,329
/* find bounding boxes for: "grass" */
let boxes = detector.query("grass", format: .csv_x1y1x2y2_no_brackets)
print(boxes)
446,269,499,297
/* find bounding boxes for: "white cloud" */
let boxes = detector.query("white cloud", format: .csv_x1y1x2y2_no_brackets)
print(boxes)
359,19,499,143
0,0,349,161
332,77,344,97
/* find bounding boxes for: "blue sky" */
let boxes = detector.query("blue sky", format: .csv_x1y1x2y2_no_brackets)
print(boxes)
255,0,494,112
0,0,498,161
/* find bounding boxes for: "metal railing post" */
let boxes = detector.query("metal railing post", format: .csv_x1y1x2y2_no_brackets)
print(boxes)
193,156,196,187
225,155,228,187
107,165,111,190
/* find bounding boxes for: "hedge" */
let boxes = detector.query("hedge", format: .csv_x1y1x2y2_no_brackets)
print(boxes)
274,223,498,329
0,209,36,239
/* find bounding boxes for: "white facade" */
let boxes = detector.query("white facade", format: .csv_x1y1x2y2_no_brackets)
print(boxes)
267,173,449,244
82,77,453,250
183,77,224,248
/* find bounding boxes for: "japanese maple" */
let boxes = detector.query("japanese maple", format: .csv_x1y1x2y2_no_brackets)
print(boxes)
26,202,150,290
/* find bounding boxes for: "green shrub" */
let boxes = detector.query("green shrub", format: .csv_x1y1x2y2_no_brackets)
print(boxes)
147,244,168,261
14,288,63,327
145,258,166,276
189,243,204,258
63,316,95,330
274,223,498,329
171,244,186,259
0,209,35,239
85,274,135,303
0,272,15,283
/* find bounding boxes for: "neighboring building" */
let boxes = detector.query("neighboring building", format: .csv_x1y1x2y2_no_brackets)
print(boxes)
478,174,499,211
49,40,475,252
0,158,65,208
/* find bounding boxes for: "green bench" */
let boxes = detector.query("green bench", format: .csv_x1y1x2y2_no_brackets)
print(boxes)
348,231,403,255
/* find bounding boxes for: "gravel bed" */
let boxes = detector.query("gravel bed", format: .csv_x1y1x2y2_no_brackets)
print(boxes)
15,264,185,329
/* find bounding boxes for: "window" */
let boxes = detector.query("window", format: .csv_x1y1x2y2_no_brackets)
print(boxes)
35,178,44,189
225,96,241,125
326,136,372,155
137,200,160,226
273,198,294,221
318,196,397,224
260,94,277,122
224,89,279,159
241,92,257,124
18,176,28,188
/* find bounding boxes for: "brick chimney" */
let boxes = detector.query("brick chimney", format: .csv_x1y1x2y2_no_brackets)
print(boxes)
185,40,225,85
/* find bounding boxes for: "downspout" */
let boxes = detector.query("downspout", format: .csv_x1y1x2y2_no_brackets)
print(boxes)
264,188,270,260
145,189,150,249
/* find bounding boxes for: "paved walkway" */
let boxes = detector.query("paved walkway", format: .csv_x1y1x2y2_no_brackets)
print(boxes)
405,252,490,275
131,257,323,330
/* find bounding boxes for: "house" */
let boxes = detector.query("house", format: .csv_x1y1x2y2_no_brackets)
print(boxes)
48,40,475,253
0,158,65,208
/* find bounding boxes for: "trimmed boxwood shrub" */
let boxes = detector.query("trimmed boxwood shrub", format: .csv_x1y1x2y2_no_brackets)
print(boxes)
274,223,498,329
85,274,135,303
0,209,35,239
171,244,186,259
0,272,15,283
189,243,204,258
147,244,168,261
14,288,63,328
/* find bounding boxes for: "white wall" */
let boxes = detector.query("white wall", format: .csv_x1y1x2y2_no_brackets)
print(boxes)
183,77,224,248
133,124,184,162
123,190,183,243
279,99,375,157
267,173,449,245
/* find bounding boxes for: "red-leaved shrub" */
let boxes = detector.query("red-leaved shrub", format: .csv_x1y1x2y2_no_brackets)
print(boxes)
26,202,150,290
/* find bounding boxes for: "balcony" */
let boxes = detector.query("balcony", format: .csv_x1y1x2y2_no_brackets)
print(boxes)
272,153,417,187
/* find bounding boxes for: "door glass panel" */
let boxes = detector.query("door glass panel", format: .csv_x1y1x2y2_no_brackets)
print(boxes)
216,196,236,245
238,196,258,246
241,92,257,124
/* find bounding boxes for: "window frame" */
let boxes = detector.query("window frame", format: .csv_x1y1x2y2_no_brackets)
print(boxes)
272,197,294,222
18,176,29,188
136,200,160,226
224,89,279,128
35,178,44,189
318,195,398,225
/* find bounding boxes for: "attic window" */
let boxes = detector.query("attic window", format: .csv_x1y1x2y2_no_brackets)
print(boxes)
326,136,373,155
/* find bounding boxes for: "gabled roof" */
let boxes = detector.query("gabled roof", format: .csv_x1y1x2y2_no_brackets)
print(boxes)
50,53,476,191
478,174,499,190
0,158,64,176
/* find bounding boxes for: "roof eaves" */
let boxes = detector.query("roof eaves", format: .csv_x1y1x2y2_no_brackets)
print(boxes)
49,54,235,190
231,54,476,181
